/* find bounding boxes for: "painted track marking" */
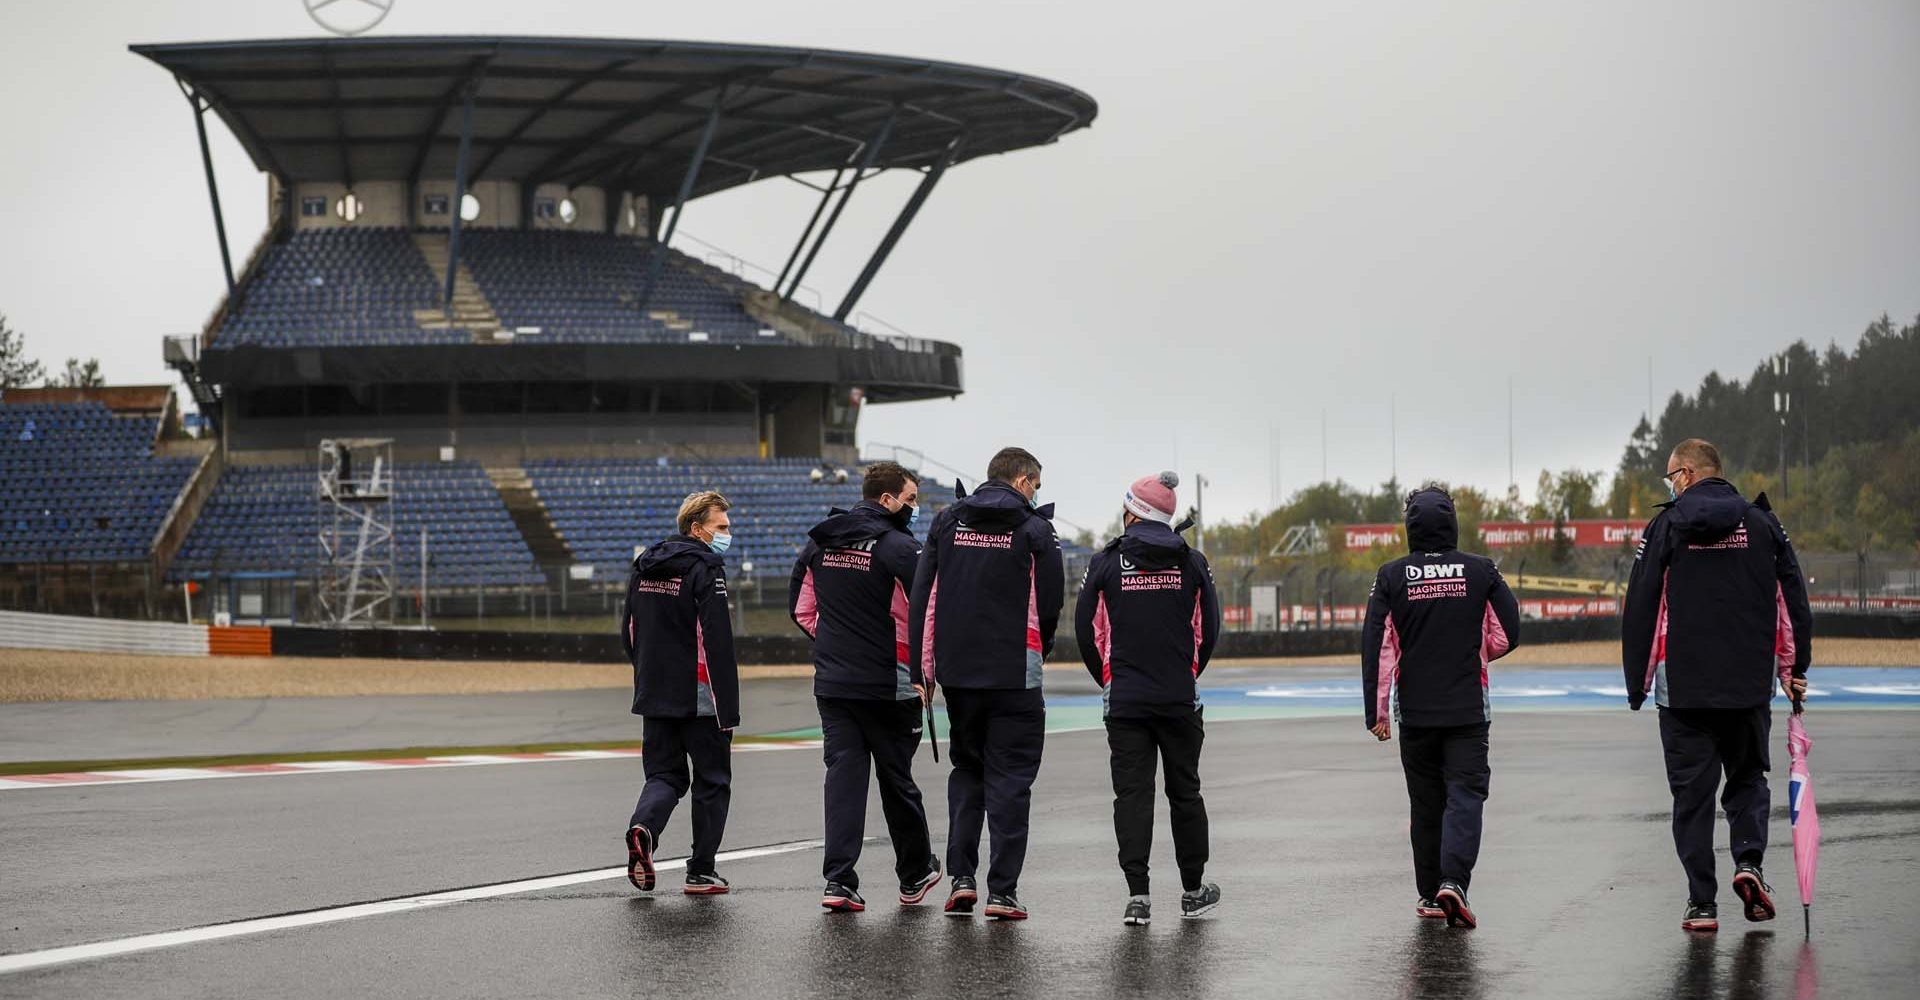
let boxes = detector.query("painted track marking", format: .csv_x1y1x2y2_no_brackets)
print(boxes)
0,839,825,976
0,741,822,793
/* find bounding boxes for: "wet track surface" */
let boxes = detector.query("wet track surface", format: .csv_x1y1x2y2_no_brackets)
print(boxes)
2,680,1917,997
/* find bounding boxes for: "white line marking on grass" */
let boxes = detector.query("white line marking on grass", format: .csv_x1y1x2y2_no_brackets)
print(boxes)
0,839,824,976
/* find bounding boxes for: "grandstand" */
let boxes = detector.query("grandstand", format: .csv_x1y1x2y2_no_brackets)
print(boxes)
171,462,546,589
0,36,1095,625
0,394,198,564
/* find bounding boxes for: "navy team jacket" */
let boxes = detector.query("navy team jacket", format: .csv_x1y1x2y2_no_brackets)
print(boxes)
1621,478,1812,711
908,480,1065,691
620,535,740,729
789,501,923,701
1360,490,1521,730
1074,519,1221,717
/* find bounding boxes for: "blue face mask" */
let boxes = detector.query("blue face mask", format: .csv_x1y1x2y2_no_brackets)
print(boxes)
706,531,732,554
907,504,920,528
1662,476,1679,502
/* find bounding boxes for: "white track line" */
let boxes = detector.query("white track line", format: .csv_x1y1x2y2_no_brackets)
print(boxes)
0,741,825,793
0,839,824,977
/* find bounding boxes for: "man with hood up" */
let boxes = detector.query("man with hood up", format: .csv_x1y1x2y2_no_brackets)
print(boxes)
1623,438,1811,933
1360,486,1521,929
909,446,1065,921
789,461,943,913
1074,471,1223,927
620,490,740,897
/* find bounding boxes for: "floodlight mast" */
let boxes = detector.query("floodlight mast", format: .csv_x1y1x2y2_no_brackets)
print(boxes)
317,438,398,628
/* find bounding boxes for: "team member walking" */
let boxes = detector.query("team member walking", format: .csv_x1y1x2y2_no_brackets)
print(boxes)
1074,471,1223,926
621,491,741,896
1360,487,1521,928
789,461,943,913
909,446,1065,921
1622,438,1812,932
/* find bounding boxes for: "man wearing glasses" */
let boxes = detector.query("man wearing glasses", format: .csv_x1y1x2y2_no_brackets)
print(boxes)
1623,438,1813,933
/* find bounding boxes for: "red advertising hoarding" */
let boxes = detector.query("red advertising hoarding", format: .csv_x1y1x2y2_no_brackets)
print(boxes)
1341,520,1645,551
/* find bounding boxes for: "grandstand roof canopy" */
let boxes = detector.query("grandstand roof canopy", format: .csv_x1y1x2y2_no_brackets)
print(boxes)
131,36,1097,198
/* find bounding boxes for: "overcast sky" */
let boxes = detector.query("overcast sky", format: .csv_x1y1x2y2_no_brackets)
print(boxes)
2,1,1916,530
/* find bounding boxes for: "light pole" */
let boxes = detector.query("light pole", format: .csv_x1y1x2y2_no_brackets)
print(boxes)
1194,473,1209,553
1774,355,1791,500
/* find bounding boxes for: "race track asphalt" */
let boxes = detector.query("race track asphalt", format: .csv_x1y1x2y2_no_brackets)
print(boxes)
3,680,1916,999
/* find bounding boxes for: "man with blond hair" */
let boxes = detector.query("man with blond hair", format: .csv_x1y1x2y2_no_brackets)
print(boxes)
621,490,740,896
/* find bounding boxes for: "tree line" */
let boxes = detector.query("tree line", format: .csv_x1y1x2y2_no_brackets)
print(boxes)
0,314,105,389
1178,312,1920,566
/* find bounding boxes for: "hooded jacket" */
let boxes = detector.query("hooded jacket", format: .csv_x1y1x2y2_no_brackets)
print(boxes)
908,480,1065,691
620,535,740,728
1622,478,1812,711
789,501,923,701
1360,490,1521,729
1074,519,1221,717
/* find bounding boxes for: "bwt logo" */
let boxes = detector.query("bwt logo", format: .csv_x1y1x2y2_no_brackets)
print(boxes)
1406,563,1465,581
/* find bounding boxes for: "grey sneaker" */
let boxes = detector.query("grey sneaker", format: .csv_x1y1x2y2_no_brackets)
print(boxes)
1123,896,1151,926
1180,883,1221,918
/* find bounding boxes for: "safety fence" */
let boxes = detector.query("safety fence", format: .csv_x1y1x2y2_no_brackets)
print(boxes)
0,610,271,657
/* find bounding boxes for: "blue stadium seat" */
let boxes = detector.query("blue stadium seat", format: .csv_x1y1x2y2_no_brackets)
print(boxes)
0,402,198,563
169,460,546,588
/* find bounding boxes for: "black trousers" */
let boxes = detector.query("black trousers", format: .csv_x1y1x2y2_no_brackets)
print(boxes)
1659,706,1771,903
1399,721,1491,899
1106,710,1209,895
629,716,733,875
943,687,1045,897
818,696,934,890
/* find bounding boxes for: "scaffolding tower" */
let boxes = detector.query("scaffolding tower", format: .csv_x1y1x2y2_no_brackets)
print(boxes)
316,438,397,628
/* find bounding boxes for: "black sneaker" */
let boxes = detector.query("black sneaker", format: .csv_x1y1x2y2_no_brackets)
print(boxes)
1180,884,1222,919
683,871,730,896
984,893,1028,921
1435,880,1476,928
1682,900,1719,932
1416,897,1446,919
625,825,655,892
821,881,865,912
899,858,943,906
1123,896,1152,926
944,876,977,917
1731,863,1776,922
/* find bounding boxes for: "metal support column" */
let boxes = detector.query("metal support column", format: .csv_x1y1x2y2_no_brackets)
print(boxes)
775,166,846,293
179,80,236,301
638,89,727,313
444,82,478,315
834,137,960,320
782,110,898,302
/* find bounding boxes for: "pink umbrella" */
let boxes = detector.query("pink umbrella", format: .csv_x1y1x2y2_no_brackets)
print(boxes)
1787,701,1819,938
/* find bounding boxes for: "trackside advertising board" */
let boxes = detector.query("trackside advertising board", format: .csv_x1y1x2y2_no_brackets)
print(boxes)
1341,520,1646,551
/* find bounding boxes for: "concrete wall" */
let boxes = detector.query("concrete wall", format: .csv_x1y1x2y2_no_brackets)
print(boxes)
288,180,641,235
292,180,408,229
527,183,608,232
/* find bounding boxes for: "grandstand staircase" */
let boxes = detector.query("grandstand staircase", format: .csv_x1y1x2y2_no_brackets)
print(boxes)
486,467,573,582
411,233,507,343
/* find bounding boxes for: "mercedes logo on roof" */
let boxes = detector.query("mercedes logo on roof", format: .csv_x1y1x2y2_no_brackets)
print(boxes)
304,0,394,37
